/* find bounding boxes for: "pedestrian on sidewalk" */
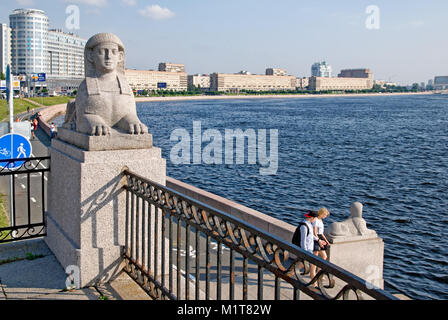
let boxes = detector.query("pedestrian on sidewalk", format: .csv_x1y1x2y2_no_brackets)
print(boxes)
309,208,331,287
50,122,57,139
30,120,35,139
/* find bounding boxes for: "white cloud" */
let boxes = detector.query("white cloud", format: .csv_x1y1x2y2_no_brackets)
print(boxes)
139,5,175,20
65,0,108,7
16,0,35,6
121,0,136,6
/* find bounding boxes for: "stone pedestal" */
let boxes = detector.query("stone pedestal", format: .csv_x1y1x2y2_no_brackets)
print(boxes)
324,201,384,290
45,137,166,288
325,235,384,289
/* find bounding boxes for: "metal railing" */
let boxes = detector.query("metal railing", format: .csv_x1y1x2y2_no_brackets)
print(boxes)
122,170,397,300
0,157,50,243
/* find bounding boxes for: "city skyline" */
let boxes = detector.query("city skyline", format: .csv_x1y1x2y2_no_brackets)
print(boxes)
0,0,447,85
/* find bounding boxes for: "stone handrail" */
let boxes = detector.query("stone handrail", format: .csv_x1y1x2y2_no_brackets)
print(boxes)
166,176,296,242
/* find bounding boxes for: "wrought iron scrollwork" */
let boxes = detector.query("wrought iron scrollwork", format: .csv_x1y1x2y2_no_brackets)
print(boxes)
0,157,50,175
122,170,396,301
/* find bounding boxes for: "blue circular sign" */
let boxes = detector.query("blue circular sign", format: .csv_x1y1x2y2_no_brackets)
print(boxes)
0,133,32,169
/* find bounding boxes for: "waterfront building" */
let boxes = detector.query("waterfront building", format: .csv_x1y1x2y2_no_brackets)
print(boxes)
434,76,448,90
210,72,296,92
266,68,286,76
296,77,309,90
188,74,210,90
311,61,332,78
338,69,373,79
374,80,398,88
9,9,86,92
0,23,11,75
9,9,49,75
309,76,374,91
46,29,86,91
158,62,186,73
125,69,188,91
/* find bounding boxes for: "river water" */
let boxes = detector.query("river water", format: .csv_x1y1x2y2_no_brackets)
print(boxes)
135,95,447,300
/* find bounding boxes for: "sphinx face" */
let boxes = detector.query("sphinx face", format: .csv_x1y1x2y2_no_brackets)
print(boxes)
91,42,122,74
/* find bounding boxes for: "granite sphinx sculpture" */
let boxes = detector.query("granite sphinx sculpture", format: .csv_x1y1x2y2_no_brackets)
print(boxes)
63,33,148,136
327,202,377,240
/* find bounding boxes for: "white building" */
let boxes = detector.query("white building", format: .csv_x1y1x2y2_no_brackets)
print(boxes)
296,77,309,90
46,29,86,91
311,61,332,78
9,9,86,92
126,69,188,92
210,72,297,92
9,9,49,75
188,74,210,90
0,24,11,75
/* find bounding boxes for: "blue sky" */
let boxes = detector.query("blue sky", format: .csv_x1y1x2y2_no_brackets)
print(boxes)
1,0,447,85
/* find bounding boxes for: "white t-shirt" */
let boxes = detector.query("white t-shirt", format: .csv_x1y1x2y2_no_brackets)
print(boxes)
312,218,324,235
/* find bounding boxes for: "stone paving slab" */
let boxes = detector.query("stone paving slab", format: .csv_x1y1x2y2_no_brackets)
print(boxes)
0,239,151,300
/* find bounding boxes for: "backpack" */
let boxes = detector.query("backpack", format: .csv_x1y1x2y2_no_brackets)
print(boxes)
291,222,311,247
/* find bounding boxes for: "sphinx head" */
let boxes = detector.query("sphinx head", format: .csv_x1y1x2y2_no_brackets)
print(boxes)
85,33,125,77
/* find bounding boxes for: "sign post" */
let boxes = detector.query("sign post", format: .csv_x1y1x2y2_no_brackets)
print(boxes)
0,133,32,235
6,65,13,132
6,65,17,234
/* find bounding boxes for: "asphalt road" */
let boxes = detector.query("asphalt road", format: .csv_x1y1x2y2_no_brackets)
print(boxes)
0,125,50,234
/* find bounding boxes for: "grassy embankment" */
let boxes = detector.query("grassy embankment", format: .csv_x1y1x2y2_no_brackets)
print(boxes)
0,194,8,229
0,96,72,121
28,96,73,107
0,99,33,121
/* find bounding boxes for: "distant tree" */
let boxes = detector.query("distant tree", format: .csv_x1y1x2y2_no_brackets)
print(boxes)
0,72,5,80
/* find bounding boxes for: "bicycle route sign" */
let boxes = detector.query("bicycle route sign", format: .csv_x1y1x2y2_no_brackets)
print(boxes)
0,133,32,169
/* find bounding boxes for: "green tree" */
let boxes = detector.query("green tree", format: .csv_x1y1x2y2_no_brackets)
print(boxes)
0,72,5,80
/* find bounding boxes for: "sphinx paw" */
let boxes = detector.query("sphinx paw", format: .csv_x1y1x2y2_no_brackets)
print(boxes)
127,122,148,135
92,124,111,136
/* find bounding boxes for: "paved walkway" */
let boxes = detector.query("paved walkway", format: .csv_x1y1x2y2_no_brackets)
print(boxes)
0,239,150,300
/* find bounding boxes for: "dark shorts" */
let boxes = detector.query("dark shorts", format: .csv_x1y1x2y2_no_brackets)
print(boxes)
313,235,328,252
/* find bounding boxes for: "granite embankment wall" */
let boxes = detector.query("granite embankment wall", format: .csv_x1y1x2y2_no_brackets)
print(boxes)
37,103,66,136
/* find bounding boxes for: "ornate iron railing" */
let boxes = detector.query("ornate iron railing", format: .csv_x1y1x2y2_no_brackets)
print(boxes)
0,157,50,243
122,170,397,300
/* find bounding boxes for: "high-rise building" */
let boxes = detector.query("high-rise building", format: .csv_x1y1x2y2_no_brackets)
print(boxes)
9,8,86,92
311,61,332,78
158,62,186,73
46,29,86,91
0,23,11,75
9,9,49,75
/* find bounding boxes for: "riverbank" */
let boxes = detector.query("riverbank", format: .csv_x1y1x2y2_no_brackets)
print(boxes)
135,91,432,103
40,91,434,125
